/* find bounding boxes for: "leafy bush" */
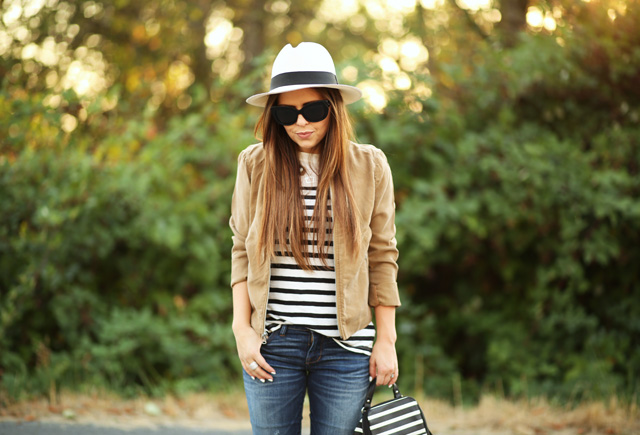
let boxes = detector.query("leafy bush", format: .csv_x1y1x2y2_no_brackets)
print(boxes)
1,6,639,406
0,86,254,399
353,13,640,403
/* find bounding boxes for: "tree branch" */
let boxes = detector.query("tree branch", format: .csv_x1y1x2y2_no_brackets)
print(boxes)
447,0,490,41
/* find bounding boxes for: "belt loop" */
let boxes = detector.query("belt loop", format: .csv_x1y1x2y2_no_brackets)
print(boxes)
280,324,288,337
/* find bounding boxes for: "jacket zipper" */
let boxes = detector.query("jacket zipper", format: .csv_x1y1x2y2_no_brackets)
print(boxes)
261,264,271,344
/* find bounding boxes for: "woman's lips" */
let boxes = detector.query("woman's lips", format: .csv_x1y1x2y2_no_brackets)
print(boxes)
296,131,313,139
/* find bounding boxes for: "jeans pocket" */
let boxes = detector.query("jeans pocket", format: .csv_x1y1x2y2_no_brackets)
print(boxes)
263,325,285,346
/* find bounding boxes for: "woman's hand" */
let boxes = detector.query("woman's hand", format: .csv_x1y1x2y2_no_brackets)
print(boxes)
233,325,276,382
370,338,399,387
231,281,275,382
370,305,399,387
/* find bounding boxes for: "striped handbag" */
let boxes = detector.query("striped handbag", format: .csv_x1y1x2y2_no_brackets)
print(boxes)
354,378,433,435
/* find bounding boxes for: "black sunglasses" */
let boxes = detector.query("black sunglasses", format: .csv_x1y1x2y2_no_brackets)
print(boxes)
271,100,331,126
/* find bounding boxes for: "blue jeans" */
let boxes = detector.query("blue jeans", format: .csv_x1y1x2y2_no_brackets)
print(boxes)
243,325,371,435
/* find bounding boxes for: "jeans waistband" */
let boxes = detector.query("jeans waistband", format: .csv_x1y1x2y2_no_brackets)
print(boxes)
278,324,317,337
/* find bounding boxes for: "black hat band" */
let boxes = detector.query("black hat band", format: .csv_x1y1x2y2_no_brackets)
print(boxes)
270,71,338,91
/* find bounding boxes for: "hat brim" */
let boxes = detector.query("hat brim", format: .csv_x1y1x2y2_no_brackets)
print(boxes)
246,84,362,107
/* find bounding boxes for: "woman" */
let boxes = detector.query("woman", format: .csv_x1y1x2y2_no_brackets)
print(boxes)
230,42,401,435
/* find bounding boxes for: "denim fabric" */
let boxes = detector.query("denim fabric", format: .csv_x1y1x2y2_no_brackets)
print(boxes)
243,325,371,435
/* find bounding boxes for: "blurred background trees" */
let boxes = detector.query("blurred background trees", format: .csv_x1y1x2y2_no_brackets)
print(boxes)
1,0,639,404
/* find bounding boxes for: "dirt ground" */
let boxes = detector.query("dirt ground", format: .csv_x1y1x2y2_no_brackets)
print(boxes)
1,391,638,435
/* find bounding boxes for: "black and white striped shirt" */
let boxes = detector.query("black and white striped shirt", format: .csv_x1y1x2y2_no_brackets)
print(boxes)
265,152,375,356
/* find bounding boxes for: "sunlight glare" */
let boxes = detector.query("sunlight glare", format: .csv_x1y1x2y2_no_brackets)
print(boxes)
380,39,399,58
359,81,388,112
268,0,290,14
363,0,386,20
318,0,359,22
379,56,400,73
0,30,11,56
527,6,557,31
385,0,417,14
456,0,491,11
83,2,104,19
40,36,58,65
399,38,428,71
415,83,433,100
64,62,92,95
394,73,412,90
543,16,557,31
526,7,544,27
21,42,39,59
61,113,78,133
205,18,233,57
401,40,421,59
482,8,501,23
420,0,445,9
341,65,358,83
62,58,107,96
24,0,46,18
348,14,367,33
2,2,22,26
167,60,195,95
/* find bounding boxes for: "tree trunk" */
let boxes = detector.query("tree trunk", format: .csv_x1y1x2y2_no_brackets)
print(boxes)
498,0,529,47
236,0,266,75
191,1,214,89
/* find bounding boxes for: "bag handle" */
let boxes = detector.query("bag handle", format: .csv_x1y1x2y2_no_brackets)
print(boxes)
362,377,402,414
361,378,433,435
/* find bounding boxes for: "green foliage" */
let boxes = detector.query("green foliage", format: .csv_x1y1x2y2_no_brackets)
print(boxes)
0,85,256,400
357,8,640,404
1,0,639,407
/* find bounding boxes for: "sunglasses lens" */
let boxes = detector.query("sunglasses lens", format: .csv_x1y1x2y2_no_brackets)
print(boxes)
272,107,298,125
302,101,329,123
272,101,330,126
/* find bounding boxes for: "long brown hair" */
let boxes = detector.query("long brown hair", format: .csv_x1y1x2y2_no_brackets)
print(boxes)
255,88,361,270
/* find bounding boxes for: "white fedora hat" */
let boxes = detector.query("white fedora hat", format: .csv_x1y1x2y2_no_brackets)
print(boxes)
246,42,362,107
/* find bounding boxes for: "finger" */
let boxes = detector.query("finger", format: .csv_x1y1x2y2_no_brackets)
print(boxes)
388,371,399,387
376,369,397,387
242,366,255,381
242,361,258,380
369,360,377,380
252,365,275,382
254,354,276,376
244,363,271,382
245,356,275,382
376,372,390,386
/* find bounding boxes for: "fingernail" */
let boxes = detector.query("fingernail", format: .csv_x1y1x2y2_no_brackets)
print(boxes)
251,376,255,380
271,371,276,375
369,376,373,382
268,378,273,382
260,379,265,383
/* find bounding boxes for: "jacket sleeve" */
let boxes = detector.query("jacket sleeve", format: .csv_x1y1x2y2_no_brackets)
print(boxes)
229,150,251,288
368,149,401,307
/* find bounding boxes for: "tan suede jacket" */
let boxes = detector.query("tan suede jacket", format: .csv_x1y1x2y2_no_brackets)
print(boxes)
230,142,401,340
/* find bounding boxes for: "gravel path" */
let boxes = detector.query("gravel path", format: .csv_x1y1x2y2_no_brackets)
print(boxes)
0,422,253,435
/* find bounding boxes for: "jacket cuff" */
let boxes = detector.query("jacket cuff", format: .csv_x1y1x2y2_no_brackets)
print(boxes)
230,250,248,288
368,282,401,307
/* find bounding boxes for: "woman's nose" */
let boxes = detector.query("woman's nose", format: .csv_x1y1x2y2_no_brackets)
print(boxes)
296,113,308,125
